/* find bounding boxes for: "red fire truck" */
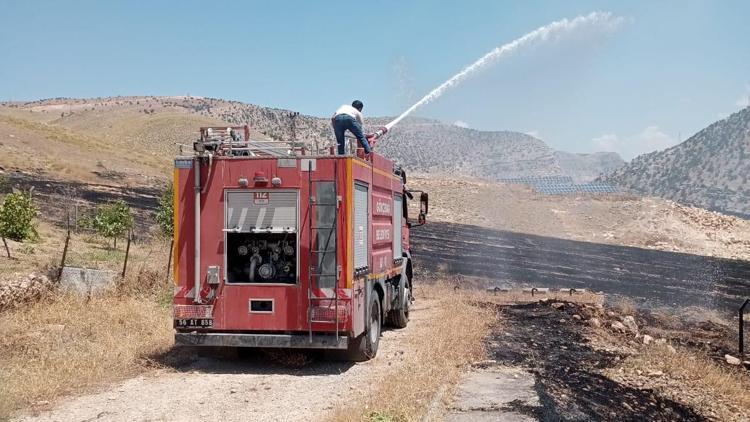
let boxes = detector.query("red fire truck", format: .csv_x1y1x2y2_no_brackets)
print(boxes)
172,126,428,360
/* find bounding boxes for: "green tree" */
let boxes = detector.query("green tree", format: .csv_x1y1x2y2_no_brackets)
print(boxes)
0,191,38,258
91,200,133,249
155,185,174,238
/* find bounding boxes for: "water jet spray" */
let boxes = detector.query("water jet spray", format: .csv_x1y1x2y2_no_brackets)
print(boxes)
367,11,623,145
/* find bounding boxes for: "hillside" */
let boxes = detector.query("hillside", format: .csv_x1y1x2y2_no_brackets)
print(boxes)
373,121,564,179
411,176,750,261
182,100,622,181
603,107,750,216
0,97,270,186
0,96,619,185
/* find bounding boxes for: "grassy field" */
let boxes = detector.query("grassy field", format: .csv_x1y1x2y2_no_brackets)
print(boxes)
0,217,171,279
0,114,165,185
0,283,173,419
0,228,174,419
0,100,275,189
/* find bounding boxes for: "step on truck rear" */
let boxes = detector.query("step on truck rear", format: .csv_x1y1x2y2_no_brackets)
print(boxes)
172,126,428,360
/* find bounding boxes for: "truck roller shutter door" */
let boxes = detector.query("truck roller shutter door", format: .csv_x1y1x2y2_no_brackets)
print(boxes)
226,191,297,232
393,194,402,260
354,183,369,271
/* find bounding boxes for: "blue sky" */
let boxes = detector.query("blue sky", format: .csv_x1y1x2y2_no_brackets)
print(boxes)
1,1,748,159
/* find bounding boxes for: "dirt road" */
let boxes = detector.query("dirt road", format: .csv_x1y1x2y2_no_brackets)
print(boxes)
14,302,434,422
412,221,750,313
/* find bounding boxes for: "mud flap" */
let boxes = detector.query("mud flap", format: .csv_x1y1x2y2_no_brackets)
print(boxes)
364,279,372,337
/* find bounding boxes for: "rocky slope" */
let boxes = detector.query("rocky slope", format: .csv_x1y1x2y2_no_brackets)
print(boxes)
373,121,564,179
201,101,620,181
603,107,750,216
1,96,619,183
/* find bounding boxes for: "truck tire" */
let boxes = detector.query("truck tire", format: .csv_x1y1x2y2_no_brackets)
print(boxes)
346,294,381,361
386,285,410,328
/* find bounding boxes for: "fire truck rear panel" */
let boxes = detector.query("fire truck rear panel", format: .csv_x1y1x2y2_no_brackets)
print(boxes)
173,154,405,342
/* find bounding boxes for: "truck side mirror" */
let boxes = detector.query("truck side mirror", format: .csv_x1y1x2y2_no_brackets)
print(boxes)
417,192,429,225
405,190,428,227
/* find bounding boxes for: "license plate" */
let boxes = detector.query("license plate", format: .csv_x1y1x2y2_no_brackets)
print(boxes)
174,318,213,329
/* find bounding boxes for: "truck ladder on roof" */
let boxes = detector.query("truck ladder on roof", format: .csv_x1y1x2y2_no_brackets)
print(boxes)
307,159,340,343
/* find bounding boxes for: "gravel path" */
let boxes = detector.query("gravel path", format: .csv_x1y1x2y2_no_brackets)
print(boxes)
15,302,435,422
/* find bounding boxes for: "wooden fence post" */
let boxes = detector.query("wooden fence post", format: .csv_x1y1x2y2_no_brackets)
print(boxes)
122,229,132,279
57,210,71,281
2,237,9,258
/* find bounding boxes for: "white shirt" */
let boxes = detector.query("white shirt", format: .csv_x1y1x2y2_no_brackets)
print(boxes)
332,104,364,125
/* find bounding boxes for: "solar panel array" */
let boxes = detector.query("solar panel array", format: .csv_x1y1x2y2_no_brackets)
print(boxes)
500,176,575,185
499,176,618,195
575,183,619,193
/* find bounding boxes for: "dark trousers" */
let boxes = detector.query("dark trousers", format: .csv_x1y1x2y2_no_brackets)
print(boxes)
333,114,371,155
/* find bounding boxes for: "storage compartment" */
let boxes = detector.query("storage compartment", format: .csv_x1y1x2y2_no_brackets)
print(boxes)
226,233,297,283
224,190,298,284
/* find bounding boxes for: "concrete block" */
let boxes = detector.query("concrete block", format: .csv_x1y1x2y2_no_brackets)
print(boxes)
59,267,117,295
446,367,539,421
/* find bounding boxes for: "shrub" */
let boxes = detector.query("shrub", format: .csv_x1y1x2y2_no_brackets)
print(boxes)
155,185,173,238
0,191,38,242
91,200,133,249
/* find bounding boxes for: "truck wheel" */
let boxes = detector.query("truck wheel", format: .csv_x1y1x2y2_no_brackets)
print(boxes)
387,286,410,328
346,294,381,361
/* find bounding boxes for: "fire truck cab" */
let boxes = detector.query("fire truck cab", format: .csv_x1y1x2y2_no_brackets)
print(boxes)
172,126,428,360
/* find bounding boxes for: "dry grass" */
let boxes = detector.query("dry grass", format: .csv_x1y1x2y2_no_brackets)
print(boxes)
0,112,170,185
675,306,732,326
613,343,750,420
0,221,66,278
0,220,174,419
330,283,494,422
0,285,173,419
0,115,112,151
613,296,637,316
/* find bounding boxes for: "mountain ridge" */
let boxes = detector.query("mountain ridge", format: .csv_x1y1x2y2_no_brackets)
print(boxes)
602,106,750,216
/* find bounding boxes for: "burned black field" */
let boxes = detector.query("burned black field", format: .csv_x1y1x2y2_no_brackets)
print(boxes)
487,300,706,421
411,221,750,314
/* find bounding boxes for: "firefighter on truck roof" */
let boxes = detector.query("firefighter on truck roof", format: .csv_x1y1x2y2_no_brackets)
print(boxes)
331,100,372,155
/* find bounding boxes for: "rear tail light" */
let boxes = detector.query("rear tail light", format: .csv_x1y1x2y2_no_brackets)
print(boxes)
310,301,348,322
173,305,214,319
